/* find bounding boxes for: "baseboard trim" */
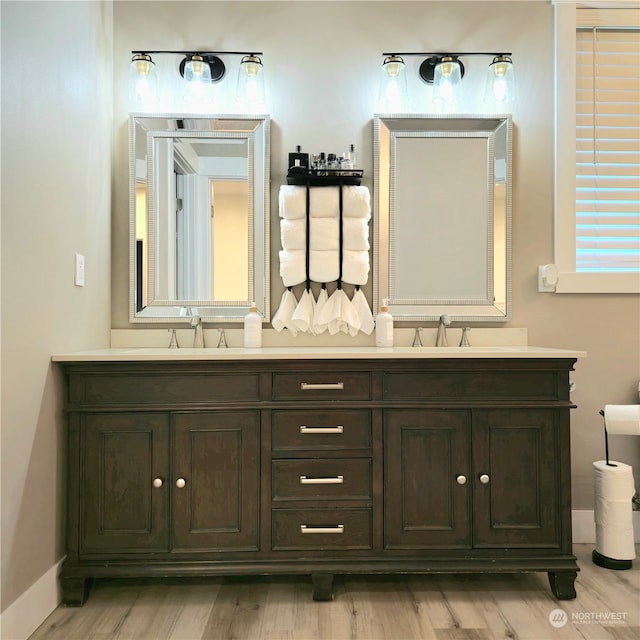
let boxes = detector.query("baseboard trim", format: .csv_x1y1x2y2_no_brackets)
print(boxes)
1,558,64,640
572,509,640,543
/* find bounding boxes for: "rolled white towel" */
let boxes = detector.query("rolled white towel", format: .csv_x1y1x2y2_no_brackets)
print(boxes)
280,219,306,251
310,218,339,251
342,250,370,285
279,249,306,287
310,187,339,218
309,249,340,283
342,218,370,251
279,185,306,220
343,186,371,220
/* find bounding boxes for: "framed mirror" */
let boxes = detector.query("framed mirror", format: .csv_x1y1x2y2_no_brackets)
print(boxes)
373,114,512,322
130,114,270,322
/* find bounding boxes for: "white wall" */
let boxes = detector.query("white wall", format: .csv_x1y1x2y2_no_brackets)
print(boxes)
0,0,113,634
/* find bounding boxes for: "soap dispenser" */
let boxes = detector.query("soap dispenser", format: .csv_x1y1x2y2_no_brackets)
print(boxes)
243,303,262,348
375,299,394,347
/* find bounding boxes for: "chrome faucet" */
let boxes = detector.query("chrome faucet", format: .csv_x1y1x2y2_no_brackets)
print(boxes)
412,327,424,347
435,314,451,347
190,314,204,348
459,326,471,347
217,328,227,348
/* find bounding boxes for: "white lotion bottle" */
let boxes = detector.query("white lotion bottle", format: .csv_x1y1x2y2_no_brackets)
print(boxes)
243,303,262,348
375,299,394,347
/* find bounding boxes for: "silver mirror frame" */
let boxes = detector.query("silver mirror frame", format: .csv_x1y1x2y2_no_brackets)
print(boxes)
129,113,270,323
373,114,512,322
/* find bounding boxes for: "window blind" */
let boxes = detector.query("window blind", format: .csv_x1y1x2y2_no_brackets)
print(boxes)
575,26,640,273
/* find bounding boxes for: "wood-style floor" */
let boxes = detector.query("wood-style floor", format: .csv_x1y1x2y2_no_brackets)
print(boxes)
29,545,639,640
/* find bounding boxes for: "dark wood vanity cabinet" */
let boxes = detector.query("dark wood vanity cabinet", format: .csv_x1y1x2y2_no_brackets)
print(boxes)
59,357,579,605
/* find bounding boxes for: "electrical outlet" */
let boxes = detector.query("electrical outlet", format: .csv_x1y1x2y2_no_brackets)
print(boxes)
74,254,85,287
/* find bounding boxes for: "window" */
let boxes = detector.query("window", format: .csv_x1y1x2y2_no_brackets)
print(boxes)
554,4,639,293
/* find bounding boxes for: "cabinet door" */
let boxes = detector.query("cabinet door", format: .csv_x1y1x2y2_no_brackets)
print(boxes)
472,410,560,548
82,413,170,553
384,409,471,549
172,412,260,551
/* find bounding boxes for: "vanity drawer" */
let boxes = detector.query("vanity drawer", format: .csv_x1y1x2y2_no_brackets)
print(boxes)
272,410,371,452
272,372,371,401
382,370,560,401
272,459,372,502
71,373,261,406
271,508,372,550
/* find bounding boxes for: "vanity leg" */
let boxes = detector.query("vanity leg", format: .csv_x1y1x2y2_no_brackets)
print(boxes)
60,576,92,606
548,571,577,600
311,573,334,601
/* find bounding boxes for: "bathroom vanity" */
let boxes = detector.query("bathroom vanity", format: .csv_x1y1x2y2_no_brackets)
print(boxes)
53,347,583,604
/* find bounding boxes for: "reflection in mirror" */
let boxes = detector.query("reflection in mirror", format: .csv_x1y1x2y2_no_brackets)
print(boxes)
130,114,270,322
373,114,512,322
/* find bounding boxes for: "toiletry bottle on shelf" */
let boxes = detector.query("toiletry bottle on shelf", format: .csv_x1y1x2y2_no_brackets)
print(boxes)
288,145,309,171
349,143,357,168
243,303,262,348
375,299,394,347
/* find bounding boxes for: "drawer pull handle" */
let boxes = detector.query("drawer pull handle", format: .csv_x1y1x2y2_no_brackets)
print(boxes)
152,478,164,488
300,425,344,434
300,382,345,391
479,474,490,484
456,475,467,485
300,475,344,485
300,525,344,534
176,478,186,489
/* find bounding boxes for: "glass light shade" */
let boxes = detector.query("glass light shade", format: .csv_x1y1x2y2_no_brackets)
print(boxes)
431,56,462,112
129,54,159,105
378,55,408,112
184,55,212,84
484,56,515,108
236,55,266,110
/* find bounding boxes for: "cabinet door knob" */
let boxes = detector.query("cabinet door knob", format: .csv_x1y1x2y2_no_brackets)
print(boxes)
456,475,467,485
176,478,186,488
152,478,163,488
479,474,490,484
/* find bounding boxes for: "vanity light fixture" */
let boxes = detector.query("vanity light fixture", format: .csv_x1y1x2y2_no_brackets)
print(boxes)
483,55,515,106
129,50,265,107
378,55,409,112
129,53,159,104
236,54,266,109
380,51,515,111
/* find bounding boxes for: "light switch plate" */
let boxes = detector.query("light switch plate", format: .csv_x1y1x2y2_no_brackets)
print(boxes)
74,254,85,287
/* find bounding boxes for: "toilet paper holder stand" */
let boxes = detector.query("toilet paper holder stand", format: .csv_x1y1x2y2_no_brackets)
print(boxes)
598,409,617,467
599,408,640,511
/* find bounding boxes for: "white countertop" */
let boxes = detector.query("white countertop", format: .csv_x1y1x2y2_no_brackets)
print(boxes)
52,346,587,362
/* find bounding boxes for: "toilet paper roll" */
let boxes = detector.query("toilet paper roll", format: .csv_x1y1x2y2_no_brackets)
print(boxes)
594,498,634,528
593,461,636,499
604,404,640,435
595,524,636,561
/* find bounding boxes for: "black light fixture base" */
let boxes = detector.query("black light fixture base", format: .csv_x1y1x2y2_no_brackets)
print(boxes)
592,549,633,571
419,56,465,84
179,54,226,83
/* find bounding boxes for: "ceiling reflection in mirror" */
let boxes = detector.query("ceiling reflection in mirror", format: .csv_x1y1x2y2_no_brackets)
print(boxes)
130,114,270,322
373,114,511,322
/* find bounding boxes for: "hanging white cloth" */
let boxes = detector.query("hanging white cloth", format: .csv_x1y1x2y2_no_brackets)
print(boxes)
312,287,329,335
291,288,316,334
351,288,375,335
272,288,299,335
